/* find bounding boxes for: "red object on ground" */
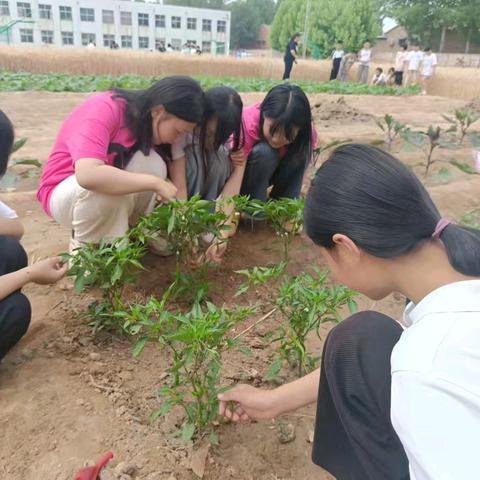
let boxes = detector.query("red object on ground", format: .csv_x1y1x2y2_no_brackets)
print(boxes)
74,451,114,480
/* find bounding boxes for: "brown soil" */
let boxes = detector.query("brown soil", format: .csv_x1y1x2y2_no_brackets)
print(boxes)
1,92,479,480
311,96,374,125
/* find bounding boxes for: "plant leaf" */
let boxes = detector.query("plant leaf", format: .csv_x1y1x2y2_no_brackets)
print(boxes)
181,423,195,443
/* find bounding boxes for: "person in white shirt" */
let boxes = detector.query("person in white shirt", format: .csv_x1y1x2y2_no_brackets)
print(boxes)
420,47,438,95
394,45,409,86
371,67,387,86
218,143,480,480
405,44,424,86
0,110,67,361
357,41,372,84
330,41,345,80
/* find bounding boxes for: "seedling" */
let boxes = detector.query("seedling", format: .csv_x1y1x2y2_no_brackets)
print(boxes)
375,114,406,151
244,198,304,263
129,299,255,442
443,108,480,144
67,236,146,332
234,262,287,297
313,138,352,167
267,269,357,379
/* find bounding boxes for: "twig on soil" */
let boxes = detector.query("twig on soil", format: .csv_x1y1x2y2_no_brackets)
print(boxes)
232,308,277,341
89,374,116,393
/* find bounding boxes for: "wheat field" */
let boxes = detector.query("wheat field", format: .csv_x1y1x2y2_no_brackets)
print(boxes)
0,46,478,100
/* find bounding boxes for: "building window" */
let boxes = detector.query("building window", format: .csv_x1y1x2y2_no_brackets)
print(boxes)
217,20,226,33
59,6,72,21
17,2,31,18
171,38,181,51
103,34,115,47
61,31,74,45
121,35,132,48
41,30,54,44
20,28,33,43
120,11,131,26
202,19,211,32
0,1,10,16
171,16,181,29
187,17,196,30
38,4,51,19
202,41,211,53
216,41,226,54
138,36,149,49
155,14,165,28
80,7,94,22
81,32,96,45
138,13,149,27
102,10,114,24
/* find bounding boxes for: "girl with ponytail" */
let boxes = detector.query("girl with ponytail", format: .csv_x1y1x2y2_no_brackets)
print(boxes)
219,144,480,480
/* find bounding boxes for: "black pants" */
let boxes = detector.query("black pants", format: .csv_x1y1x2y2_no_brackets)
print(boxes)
0,236,31,360
240,142,307,202
330,57,342,80
312,312,410,480
283,58,294,80
394,71,403,86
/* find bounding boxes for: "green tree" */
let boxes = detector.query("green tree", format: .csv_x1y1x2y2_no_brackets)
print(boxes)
271,0,380,57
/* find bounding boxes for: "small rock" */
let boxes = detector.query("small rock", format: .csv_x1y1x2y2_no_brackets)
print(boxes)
277,422,296,444
46,351,55,359
118,371,132,382
89,352,101,361
115,461,137,476
116,406,128,417
89,362,106,375
307,429,315,443
159,372,168,380
76,398,85,406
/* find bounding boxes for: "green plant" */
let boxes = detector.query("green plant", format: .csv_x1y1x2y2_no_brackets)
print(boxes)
312,138,352,167
11,137,27,154
460,209,480,229
130,299,256,442
443,108,480,144
234,261,287,296
66,236,146,332
244,198,304,263
375,114,406,151
267,269,357,379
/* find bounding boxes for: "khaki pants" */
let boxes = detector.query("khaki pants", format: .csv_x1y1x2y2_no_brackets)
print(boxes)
49,150,167,243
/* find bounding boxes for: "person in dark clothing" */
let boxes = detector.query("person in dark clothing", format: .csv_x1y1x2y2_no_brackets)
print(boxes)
0,110,67,361
330,41,344,80
282,33,300,80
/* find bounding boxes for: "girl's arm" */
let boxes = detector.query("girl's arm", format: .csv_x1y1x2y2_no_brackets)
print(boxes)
75,158,177,201
167,155,188,200
0,218,24,240
218,368,320,422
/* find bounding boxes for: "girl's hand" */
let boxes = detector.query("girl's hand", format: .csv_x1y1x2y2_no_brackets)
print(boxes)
155,178,178,202
27,257,69,285
218,384,280,422
230,149,246,168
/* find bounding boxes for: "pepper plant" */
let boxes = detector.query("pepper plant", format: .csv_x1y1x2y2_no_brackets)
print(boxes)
443,108,480,144
267,269,357,379
375,114,406,151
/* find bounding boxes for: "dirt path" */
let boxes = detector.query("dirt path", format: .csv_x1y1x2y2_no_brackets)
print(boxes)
0,92,479,480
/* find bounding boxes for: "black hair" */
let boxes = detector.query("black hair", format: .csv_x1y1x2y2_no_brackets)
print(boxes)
424,46,432,52
388,67,395,73
113,76,205,160
260,84,313,159
290,33,301,42
376,67,384,73
305,144,480,277
0,110,14,177
402,45,408,51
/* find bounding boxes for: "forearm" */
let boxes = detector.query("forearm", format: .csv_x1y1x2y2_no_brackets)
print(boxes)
217,164,246,224
0,218,24,239
271,368,320,415
0,268,32,300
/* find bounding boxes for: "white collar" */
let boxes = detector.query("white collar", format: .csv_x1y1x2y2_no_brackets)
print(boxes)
404,280,480,327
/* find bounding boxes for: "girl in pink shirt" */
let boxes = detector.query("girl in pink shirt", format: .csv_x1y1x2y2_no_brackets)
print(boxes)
240,84,317,205
37,76,205,250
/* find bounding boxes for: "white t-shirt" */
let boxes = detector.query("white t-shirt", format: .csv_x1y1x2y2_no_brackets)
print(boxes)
373,72,387,85
0,200,17,219
171,132,194,160
395,51,408,71
421,53,438,77
407,51,424,70
332,49,344,60
359,49,371,65
391,280,480,480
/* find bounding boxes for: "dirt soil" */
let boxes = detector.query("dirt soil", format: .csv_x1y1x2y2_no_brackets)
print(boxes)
1,91,479,480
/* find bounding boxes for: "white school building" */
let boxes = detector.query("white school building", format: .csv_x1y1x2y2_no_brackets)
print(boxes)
0,0,230,54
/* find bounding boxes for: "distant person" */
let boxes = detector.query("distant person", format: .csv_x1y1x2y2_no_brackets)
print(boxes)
166,43,173,53
330,41,344,80
87,41,95,49
386,67,396,86
421,47,438,95
394,45,408,86
283,33,300,81
157,43,166,53
405,44,423,86
110,41,119,50
337,53,356,82
371,67,387,86
196,46,202,56
0,110,68,361
357,41,372,84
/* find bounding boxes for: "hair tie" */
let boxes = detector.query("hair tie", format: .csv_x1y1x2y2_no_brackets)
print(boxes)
432,218,451,239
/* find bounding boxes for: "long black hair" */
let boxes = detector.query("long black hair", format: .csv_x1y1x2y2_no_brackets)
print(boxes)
260,84,313,159
0,110,14,177
305,144,480,277
112,76,205,158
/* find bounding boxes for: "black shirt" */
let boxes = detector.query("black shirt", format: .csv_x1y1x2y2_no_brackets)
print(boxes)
284,40,297,61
